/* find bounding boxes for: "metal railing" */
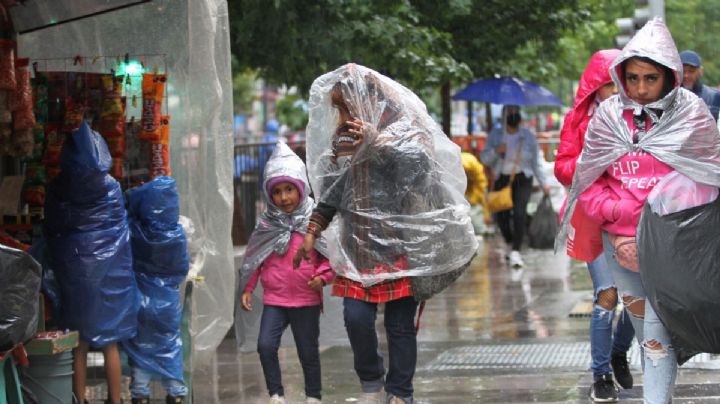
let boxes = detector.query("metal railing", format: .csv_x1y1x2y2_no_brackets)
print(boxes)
232,137,560,244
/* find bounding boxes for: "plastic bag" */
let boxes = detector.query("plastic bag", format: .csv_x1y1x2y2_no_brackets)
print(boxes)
0,245,41,352
528,195,558,249
44,122,138,348
637,197,720,364
647,171,719,216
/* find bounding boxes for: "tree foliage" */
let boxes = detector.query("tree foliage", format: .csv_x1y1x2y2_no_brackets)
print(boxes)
228,0,593,95
228,0,471,93
666,0,720,86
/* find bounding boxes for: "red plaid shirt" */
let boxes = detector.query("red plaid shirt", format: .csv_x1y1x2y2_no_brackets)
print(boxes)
330,256,413,303
332,276,412,303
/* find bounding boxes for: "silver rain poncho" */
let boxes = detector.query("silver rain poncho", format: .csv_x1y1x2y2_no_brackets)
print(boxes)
306,63,477,286
556,18,720,251
234,142,326,345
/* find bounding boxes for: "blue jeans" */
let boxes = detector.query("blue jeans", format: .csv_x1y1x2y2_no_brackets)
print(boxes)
257,305,322,399
130,366,187,398
588,254,635,380
603,233,677,403
343,296,418,401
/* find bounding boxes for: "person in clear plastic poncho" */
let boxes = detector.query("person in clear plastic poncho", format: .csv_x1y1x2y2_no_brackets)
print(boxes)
294,63,476,403
556,18,720,403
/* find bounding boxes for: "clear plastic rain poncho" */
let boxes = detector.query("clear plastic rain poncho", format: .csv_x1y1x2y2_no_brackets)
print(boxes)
556,18,720,252
306,63,477,286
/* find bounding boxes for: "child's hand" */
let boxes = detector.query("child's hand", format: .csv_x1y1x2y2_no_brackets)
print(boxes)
241,292,253,311
308,276,324,291
293,233,316,268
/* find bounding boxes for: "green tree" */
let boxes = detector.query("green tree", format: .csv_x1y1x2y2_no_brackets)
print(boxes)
666,0,720,86
228,0,596,133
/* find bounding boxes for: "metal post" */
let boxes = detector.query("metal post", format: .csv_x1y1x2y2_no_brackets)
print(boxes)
649,0,665,21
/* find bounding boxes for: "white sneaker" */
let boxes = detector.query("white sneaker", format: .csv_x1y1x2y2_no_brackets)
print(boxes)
509,250,524,268
306,397,322,404
359,391,383,404
269,394,286,404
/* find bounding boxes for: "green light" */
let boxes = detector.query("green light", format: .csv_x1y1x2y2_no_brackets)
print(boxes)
116,60,144,77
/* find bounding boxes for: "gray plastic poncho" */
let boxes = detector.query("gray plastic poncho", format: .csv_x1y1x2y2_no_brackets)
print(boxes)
306,63,477,286
556,18,720,251
234,142,326,345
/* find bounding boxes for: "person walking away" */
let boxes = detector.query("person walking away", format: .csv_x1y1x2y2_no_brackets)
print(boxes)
480,105,549,268
679,50,720,120
239,142,335,404
557,18,720,403
555,48,635,403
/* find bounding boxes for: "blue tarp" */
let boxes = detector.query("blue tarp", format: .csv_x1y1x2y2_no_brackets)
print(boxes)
44,122,139,348
122,176,189,380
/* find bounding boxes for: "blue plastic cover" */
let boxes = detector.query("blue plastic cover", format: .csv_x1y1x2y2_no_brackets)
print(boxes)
44,122,139,348
122,176,189,380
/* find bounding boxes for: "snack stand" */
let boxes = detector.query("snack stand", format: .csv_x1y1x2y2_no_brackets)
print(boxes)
0,1,234,402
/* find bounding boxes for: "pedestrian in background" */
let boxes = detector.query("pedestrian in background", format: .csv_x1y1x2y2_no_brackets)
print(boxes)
480,105,549,268
239,142,335,404
555,48,635,403
559,19,720,403
461,151,489,235
679,50,720,120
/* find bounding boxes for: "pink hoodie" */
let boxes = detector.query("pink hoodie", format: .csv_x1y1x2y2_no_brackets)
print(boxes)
244,233,334,307
578,110,673,236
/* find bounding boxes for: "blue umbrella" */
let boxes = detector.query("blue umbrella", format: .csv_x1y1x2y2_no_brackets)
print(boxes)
453,76,563,106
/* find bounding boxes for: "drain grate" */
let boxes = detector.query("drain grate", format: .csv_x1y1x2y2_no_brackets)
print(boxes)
423,342,720,371
424,342,591,370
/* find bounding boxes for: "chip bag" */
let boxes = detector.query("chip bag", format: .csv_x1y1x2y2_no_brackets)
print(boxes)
0,39,16,91
140,74,166,141
149,116,170,179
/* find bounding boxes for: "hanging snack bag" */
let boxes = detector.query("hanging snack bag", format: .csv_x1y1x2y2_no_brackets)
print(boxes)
149,116,170,179
101,74,123,98
0,39,16,91
43,124,64,167
11,59,36,130
62,99,87,133
0,91,11,124
99,96,127,139
105,136,126,158
140,74,166,141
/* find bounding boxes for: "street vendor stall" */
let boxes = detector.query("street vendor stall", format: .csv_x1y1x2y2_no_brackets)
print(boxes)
0,0,234,402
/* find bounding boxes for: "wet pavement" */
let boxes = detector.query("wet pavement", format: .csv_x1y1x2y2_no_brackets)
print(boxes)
87,234,720,403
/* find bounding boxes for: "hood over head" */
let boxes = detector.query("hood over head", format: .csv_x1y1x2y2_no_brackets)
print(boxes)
262,142,310,208
610,18,682,117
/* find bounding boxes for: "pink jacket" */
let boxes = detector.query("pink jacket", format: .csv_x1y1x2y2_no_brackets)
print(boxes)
244,233,334,307
555,49,621,186
579,110,673,236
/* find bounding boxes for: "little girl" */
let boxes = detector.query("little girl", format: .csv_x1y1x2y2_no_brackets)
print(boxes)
239,142,334,404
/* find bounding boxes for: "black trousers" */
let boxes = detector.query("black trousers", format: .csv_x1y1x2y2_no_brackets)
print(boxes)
493,172,534,251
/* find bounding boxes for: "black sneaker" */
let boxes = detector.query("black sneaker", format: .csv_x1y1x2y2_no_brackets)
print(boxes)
590,374,618,403
611,352,633,389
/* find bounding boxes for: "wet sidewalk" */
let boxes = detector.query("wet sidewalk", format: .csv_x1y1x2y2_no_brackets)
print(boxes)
89,235,720,403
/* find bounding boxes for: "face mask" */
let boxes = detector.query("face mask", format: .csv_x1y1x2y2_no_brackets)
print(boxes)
506,112,521,127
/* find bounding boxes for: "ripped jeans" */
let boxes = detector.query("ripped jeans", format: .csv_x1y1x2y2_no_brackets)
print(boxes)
603,232,677,404
588,254,635,380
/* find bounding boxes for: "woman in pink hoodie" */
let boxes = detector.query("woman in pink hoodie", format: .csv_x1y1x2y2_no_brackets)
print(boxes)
556,49,635,403
559,19,720,403
239,142,334,404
